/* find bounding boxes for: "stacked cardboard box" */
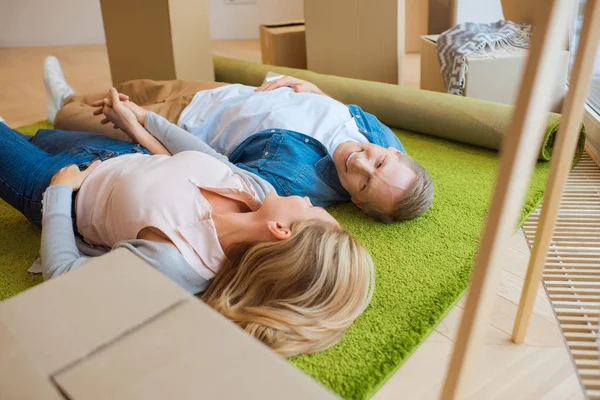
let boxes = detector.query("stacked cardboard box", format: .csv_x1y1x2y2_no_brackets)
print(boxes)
419,34,569,112
100,0,215,85
260,22,307,69
304,0,401,84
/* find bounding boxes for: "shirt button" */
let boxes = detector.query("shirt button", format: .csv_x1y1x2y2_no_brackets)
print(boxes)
356,115,361,118
264,151,269,156
270,129,276,132
304,138,309,143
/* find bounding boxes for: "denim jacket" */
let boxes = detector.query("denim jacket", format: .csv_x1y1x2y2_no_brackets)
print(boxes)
229,104,406,207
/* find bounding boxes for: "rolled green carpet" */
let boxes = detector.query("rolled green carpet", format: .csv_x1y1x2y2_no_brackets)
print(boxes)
214,56,585,162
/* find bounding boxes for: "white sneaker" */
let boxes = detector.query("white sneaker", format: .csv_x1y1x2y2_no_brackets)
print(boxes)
43,56,75,124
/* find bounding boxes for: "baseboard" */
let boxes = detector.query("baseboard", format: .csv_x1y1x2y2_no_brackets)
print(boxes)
586,142,600,167
583,106,600,167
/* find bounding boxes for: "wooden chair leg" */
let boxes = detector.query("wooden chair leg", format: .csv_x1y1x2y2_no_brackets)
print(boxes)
512,0,600,344
439,0,573,398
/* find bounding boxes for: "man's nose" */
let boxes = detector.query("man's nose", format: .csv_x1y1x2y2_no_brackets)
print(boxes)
353,154,374,174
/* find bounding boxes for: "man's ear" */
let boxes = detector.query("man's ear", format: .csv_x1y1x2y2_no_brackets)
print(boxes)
267,221,292,240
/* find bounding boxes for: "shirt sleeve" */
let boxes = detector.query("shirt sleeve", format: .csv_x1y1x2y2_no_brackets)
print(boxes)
40,184,92,280
115,240,210,294
144,112,276,201
145,111,231,161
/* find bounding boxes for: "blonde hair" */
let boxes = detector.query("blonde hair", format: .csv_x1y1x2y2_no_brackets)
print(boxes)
203,220,375,358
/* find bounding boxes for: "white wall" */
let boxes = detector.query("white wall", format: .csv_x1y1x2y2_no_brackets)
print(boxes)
0,0,105,47
455,0,504,24
208,0,304,40
0,0,304,47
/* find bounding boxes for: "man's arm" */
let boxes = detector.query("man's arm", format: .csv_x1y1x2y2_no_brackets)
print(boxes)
255,76,329,97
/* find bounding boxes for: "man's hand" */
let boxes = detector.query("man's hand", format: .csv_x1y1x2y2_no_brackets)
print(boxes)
255,76,325,95
92,88,149,127
92,88,146,138
49,160,102,191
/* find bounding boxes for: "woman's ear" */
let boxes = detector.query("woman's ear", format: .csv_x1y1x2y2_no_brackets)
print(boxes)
267,221,292,240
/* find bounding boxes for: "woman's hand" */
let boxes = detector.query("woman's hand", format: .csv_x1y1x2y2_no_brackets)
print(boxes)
255,76,325,95
92,91,148,126
49,160,102,191
92,88,148,130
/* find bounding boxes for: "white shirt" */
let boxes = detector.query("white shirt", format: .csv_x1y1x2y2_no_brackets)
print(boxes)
177,84,368,156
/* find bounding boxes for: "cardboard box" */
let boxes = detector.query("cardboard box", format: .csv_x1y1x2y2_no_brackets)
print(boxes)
0,249,335,399
419,35,569,112
428,0,573,48
260,22,307,69
304,0,401,84
99,0,215,85
405,0,429,53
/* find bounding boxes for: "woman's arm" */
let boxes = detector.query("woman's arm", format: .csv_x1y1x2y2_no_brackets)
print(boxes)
93,88,276,200
42,184,209,293
144,112,231,162
92,88,170,155
92,88,229,160
40,163,102,279
143,112,277,201
123,122,172,156
40,184,91,279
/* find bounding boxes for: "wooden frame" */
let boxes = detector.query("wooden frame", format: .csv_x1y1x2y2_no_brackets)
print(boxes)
513,0,600,344
440,0,600,397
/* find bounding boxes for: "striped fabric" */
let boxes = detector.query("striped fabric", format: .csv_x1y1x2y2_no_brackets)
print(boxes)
437,20,532,95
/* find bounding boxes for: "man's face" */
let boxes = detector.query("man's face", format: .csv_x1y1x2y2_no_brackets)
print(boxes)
332,142,417,213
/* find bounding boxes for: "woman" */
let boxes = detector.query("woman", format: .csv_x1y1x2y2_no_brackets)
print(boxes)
0,110,374,357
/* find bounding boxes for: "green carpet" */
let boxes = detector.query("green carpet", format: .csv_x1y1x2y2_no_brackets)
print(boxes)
290,130,551,399
210,56,582,397
1,120,553,399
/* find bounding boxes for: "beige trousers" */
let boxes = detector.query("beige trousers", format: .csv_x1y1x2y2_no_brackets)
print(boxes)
54,79,227,141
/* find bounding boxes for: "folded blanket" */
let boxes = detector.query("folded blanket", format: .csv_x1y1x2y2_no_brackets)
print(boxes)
213,56,586,162
437,20,532,95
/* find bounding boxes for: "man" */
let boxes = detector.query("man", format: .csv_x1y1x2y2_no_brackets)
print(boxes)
45,57,433,222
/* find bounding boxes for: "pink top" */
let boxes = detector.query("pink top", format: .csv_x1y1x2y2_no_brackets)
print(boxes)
75,151,262,279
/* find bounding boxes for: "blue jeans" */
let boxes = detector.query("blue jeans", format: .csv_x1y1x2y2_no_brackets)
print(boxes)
0,123,148,226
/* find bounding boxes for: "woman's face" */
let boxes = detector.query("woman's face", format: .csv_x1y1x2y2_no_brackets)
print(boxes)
260,193,340,228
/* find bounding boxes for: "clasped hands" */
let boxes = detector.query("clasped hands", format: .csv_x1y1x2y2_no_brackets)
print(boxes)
92,88,148,137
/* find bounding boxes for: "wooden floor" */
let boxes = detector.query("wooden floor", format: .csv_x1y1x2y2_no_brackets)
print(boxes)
0,41,584,399
524,153,600,400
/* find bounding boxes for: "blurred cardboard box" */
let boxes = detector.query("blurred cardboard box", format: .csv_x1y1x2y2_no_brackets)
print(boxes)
304,0,400,84
420,34,569,112
406,0,430,53
260,21,307,69
0,249,335,400
100,0,214,85
428,0,572,47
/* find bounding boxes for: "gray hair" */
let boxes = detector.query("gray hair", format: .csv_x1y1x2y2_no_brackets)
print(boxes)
363,155,433,223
